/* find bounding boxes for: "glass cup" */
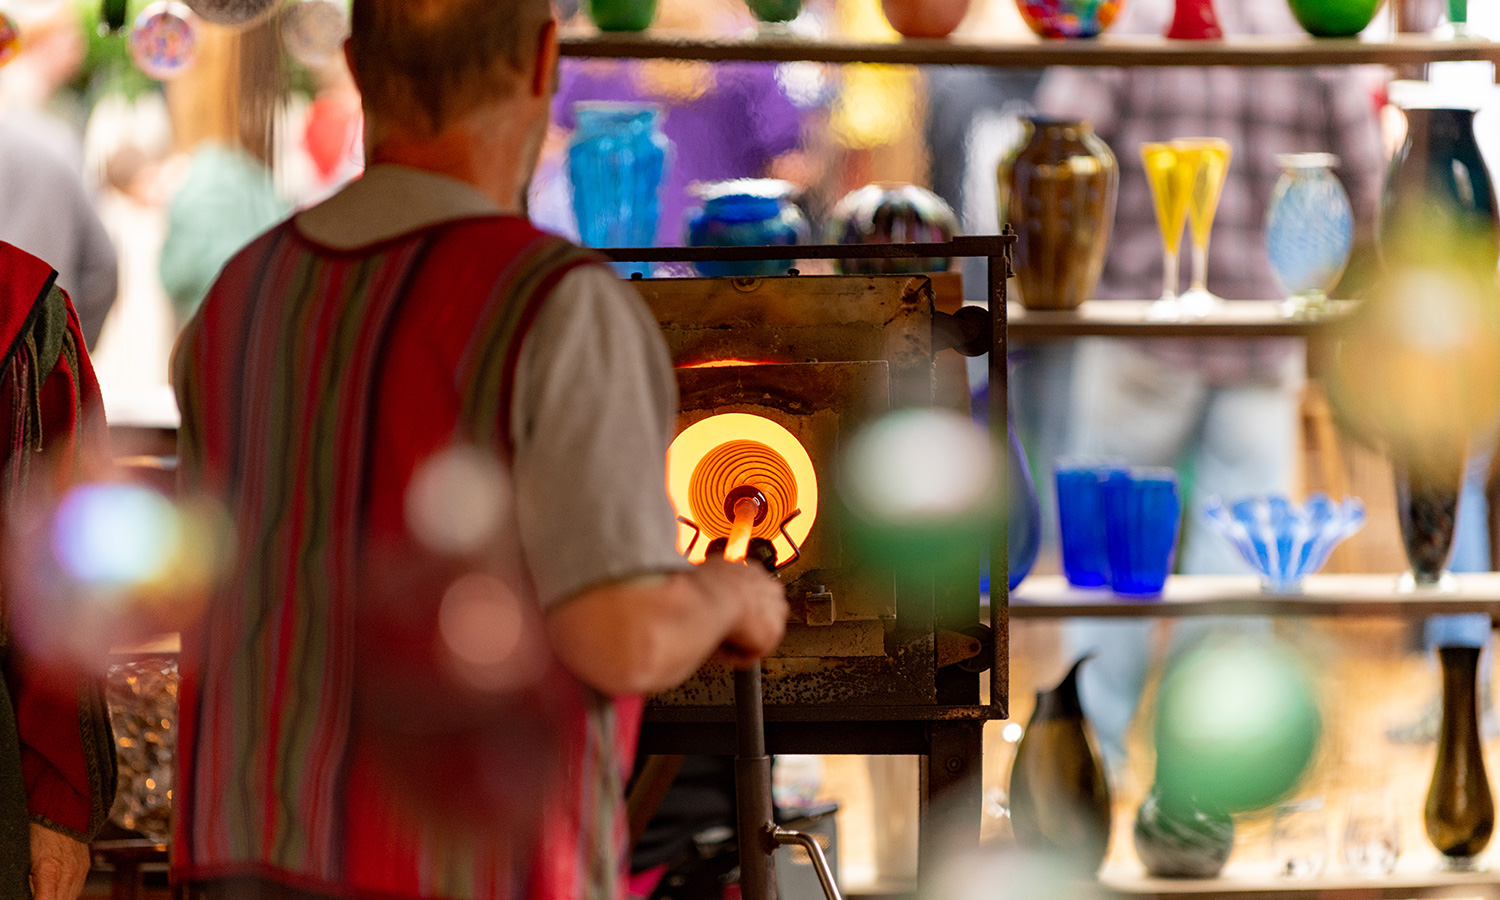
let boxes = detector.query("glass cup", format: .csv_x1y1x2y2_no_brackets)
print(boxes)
1101,467,1181,597
1055,461,1124,588
1176,137,1233,318
1273,797,1330,878
1141,141,1190,319
1342,792,1401,877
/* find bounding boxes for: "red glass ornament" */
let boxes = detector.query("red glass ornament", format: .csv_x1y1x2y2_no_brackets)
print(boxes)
1166,0,1223,39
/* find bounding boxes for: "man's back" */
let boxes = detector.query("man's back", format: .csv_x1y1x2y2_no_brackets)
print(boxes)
172,168,687,900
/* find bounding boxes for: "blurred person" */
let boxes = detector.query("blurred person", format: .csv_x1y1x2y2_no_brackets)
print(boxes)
0,0,89,173
170,3,788,900
1033,0,1385,767
0,240,117,900
0,120,118,348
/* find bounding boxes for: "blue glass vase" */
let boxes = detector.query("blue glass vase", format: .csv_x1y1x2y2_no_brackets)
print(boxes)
567,102,670,277
685,179,808,277
1265,153,1353,319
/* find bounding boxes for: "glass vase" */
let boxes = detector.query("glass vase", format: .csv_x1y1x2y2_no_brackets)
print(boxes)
1265,153,1354,319
1425,645,1495,869
1010,656,1112,874
685,179,808,277
999,117,1118,310
567,103,670,278
1165,0,1222,39
1381,96,1499,271
584,0,656,32
1393,449,1463,592
1007,413,1041,591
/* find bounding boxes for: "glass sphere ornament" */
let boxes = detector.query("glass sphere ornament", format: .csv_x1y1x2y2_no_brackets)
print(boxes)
281,0,348,68
129,3,198,81
826,183,959,275
184,0,279,27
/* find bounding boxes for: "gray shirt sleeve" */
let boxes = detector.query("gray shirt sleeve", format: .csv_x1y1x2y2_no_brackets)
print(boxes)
510,265,691,609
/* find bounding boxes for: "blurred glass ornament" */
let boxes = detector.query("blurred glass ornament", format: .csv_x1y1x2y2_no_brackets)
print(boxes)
1015,0,1122,38
1286,0,1382,36
826,183,958,275
1342,792,1401,877
880,0,971,38
0,12,20,68
585,0,656,32
1009,656,1112,873
1153,636,1321,814
1265,153,1353,319
568,103,670,278
839,407,1001,580
280,0,348,69
1133,786,1234,878
129,2,198,81
685,179,808,278
183,0,278,27
746,0,803,25
1166,0,1223,38
1272,797,1330,878
1203,493,1365,594
1426,645,1494,869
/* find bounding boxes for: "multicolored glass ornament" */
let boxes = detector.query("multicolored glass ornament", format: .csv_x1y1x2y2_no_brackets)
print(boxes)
130,2,198,81
281,0,349,68
0,12,20,69
184,0,279,27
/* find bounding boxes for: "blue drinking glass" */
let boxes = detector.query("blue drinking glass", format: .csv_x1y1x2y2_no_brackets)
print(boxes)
1102,468,1182,597
567,102,671,277
1054,462,1117,588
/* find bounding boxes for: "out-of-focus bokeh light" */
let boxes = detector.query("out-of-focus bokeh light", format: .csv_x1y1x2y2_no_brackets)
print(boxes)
839,407,1001,578
1153,636,1321,814
437,572,540,693
405,444,508,556
1333,208,1500,466
53,483,178,587
1002,722,1024,743
12,475,232,673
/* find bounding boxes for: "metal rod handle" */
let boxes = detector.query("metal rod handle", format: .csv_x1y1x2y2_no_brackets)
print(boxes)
772,827,844,900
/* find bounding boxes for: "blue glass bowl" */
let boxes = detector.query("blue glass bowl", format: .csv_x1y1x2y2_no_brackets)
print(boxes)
1204,493,1365,593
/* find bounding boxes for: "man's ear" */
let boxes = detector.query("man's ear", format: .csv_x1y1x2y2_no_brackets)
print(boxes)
532,18,559,99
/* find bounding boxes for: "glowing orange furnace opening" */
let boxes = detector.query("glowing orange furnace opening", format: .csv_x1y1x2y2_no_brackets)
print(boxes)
666,414,818,565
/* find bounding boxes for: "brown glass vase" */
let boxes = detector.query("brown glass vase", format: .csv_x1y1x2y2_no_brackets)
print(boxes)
1009,656,1112,873
1393,448,1463,590
1425,645,1495,870
999,117,1118,311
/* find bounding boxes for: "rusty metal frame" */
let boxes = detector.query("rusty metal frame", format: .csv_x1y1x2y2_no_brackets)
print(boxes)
604,233,1014,718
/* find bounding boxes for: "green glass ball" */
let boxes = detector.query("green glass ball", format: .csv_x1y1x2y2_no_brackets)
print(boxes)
1153,638,1322,814
1286,0,1383,37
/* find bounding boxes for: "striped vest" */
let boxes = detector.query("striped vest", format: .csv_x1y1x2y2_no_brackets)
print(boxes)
172,217,639,900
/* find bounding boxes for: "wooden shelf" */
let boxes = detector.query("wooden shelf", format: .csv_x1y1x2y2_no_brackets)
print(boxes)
1098,858,1500,900
1006,300,1351,339
1009,573,1500,619
560,31,1500,68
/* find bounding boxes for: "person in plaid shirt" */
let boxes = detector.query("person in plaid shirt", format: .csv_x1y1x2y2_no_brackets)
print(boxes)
1032,0,1386,767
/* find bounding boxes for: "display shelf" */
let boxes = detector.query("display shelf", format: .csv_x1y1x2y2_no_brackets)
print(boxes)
1009,573,1500,619
1007,300,1352,340
1098,858,1500,900
560,31,1500,69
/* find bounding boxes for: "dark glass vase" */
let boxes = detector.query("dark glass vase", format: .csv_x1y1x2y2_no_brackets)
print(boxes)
1425,645,1495,869
1381,104,1499,269
1134,787,1234,879
1010,657,1112,873
999,117,1118,310
1393,451,1462,591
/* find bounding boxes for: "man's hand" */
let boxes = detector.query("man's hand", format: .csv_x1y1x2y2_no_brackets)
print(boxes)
691,557,789,667
29,824,90,900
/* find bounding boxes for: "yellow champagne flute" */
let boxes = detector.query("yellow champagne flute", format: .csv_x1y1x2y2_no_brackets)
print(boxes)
1141,142,1191,317
1175,138,1233,317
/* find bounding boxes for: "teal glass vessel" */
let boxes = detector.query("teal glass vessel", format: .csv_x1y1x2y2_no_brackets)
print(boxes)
1286,0,1382,36
567,103,670,277
584,0,656,32
685,179,808,277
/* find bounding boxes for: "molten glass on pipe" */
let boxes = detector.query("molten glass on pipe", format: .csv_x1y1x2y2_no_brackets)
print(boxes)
724,495,759,563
